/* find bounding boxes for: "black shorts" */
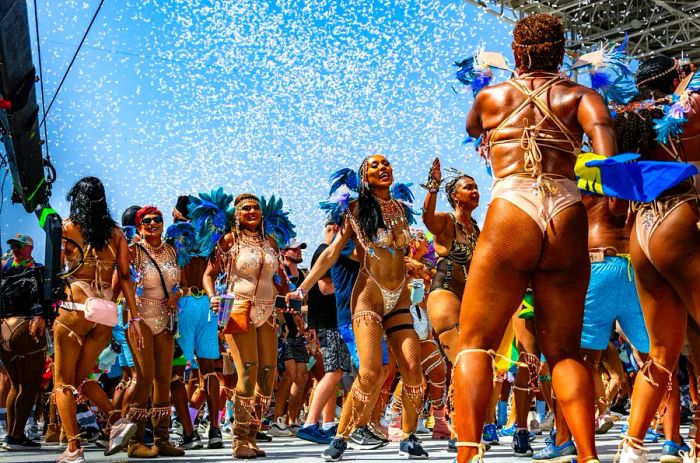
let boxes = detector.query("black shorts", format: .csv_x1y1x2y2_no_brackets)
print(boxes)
283,336,309,364
318,328,351,373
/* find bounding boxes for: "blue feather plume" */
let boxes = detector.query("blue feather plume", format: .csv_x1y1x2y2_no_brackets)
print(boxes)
261,195,297,249
586,34,638,104
454,56,493,97
329,167,360,196
165,222,198,267
187,187,234,258
688,68,700,93
653,101,688,144
390,182,418,225
122,225,137,243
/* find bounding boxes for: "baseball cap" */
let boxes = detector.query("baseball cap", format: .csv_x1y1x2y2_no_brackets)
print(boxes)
7,234,34,247
285,238,307,250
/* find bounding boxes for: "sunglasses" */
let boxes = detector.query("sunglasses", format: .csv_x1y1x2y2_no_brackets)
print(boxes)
141,216,163,225
10,243,25,249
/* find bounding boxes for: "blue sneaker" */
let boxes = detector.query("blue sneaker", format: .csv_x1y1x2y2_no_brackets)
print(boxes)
512,429,533,457
660,439,690,463
482,423,499,444
619,425,660,444
297,424,332,445
532,438,577,462
498,424,516,437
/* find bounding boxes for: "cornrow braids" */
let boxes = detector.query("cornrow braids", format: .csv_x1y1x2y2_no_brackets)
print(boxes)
357,156,385,240
615,56,681,159
445,174,476,209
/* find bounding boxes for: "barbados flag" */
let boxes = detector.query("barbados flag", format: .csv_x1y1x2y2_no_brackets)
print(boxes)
575,153,699,202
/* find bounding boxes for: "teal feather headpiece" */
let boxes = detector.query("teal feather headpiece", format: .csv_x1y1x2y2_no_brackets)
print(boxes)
260,195,297,249
187,187,235,258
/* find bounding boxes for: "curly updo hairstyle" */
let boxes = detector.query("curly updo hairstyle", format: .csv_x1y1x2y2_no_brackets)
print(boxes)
66,176,118,251
512,14,565,73
615,56,681,159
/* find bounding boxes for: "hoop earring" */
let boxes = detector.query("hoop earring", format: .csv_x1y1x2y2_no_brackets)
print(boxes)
526,50,532,70
234,214,241,234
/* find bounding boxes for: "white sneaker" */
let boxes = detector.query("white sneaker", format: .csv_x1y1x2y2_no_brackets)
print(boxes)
618,443,648,463
0,422,6,440
268,417,292,437
688,424,696,440
529,419,541,435
25,423,40,440
680,448,697,463
415,418,430,435
56,447,87,463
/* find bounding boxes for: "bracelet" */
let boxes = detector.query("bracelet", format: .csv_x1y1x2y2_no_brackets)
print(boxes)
296,287,308,299
420,175,442,193
128,317,141,325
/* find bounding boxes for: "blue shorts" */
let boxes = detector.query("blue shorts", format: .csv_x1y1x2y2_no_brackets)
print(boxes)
581,256,650,353
338,322,389,369
113,304,134,368
177,294,220,361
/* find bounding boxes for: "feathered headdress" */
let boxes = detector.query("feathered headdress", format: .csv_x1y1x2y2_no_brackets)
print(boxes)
260,195,297,249
453,49,511,97
165,222,199,267
319,167,417,224
652,65,700,144
571,34,638,104
187,187,235,258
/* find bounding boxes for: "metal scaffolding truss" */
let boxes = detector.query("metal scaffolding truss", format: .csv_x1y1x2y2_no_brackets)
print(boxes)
464,0,700,62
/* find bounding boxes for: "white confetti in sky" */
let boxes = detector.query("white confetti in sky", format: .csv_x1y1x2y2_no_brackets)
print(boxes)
2,0,514,254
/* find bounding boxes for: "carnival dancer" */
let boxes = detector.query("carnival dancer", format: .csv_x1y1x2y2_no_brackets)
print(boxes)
615,56,700,463
421,160,480,447
55,177,138,463
452,14,616,463
289,154,429,461
166,195,222,450
126,206,184,458
203,193,290,459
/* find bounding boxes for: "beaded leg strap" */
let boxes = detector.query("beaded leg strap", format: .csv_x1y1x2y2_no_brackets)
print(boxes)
150,404,171,420
127,406,149,422
352,310,383,326
233,395,257,426
115,378,131,391
402,382,426,432
454,348,526,374
170,374,185,384
512,385,532,393
520,352,541,392
638,359,674,420
342,386,373,438
422,348,446,377
614,435,645,463
77,378,100,403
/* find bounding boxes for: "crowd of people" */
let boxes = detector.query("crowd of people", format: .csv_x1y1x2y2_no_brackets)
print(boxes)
0,12,699,463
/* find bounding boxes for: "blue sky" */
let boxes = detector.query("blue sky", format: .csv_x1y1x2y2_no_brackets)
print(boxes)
2,0,513,256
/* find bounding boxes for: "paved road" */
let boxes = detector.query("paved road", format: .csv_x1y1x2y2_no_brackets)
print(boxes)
0,420,676,462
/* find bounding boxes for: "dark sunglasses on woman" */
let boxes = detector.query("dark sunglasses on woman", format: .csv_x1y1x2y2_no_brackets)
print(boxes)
141,216,164,225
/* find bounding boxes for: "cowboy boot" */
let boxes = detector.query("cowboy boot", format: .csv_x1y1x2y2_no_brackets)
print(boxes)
245,393,271,457
151,404,185,457
233,395,257,459
127,406,158,458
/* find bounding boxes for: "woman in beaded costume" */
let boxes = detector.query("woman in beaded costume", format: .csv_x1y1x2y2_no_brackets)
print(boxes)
203,193,288,459
289,154,429,461
54,177,138,463
126,206,184,458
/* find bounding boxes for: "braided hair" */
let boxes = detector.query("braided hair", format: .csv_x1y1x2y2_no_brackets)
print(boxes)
66,176,118,251
512,14,565,73
615,56,680,159
445,174,476,209
357,156,387,240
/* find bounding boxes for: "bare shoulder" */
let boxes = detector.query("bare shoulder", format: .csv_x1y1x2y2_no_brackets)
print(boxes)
218,232,235,252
